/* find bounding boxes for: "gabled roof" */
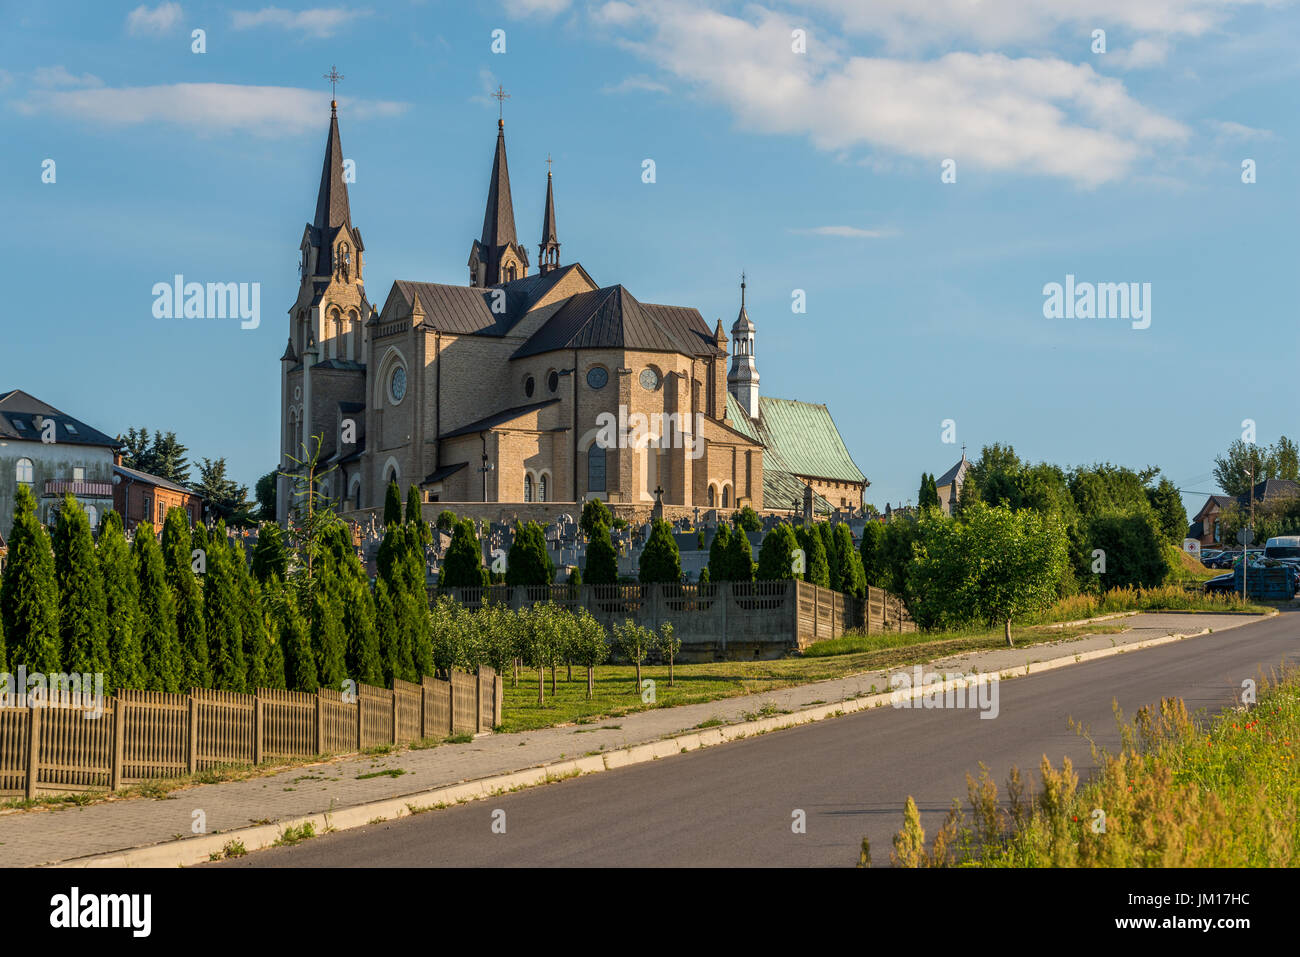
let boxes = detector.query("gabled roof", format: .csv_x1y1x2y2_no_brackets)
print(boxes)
439,399,562,440
511,285,720,360
729,394,865,485
390,264,584,338
763,468,835,515
422,462,469,486
0,390,118,449
114,463,193,496
935,455,968,488
1241,478,1300,505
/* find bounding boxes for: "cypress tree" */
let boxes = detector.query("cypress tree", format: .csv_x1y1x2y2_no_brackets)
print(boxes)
859,521,888,589
727,526,754,582
0,485,62,673
250,522,289,584
230,538,270,690
819,523,841,591
52,494,110,676
507,521,554,586
404,485,432,545
203,524,246,692
756,524,799,580
161,508,210,688
707,523,732,581
797,525,831,587
277,585,316,692
98,511,146,690
835,523,865,597
342,570,382,687
132,524,182,692
310,576,347,690
439,520,485,588
583,521,619,585
374,577,414,684
383,480,402,526
579,498,613,538
401,527,434,676
638,519,681,583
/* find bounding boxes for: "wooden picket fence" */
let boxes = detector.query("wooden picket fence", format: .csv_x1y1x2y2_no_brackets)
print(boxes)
0,668,502,799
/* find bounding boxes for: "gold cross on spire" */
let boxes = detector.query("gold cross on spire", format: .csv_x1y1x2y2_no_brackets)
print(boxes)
324,65,344,99
546,153,553,175
492,84,510,121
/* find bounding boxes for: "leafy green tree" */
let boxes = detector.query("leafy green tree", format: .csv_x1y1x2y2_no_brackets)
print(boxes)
638,519,681,583
97,511,146,690
658,621,681,687
880,518,920,599
251,522,289,583
52,494,110,676
756,523,799,580
254,470,277,522
732,505,762,532
384,480,402,526
203,525,247,692
613,618,655,693
429,595,465,679
580,498,613,538
707,523,732,581
0,485,62,673
435,509,458,533
583,522,619,585
571,608,609,699
725,527,754,582
439,520,485,588
1145,477,1189,545
507,521,554,586
1213,437,1296,495
162,508,210,688
131,525,182,692
1083,511,1171,590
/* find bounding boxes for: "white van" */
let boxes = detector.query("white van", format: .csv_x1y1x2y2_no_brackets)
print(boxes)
1263,536,1300,560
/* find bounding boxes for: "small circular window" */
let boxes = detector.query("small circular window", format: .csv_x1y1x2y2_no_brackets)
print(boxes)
639,368,660,391
586,367,608,390
548,371,560,393
525,376,536,398
390,366,407,404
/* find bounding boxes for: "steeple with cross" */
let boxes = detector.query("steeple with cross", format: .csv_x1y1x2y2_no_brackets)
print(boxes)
539,151,561,275
469,85,528,286
324,65,344,113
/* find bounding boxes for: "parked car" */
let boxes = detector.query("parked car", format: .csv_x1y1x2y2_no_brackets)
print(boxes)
1205,552,1238,569
1204,572,1236,593
1264,536,1300,561
1199,549,1224,563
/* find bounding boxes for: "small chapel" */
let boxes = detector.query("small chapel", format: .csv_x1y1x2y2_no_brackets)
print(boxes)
276,95,867,524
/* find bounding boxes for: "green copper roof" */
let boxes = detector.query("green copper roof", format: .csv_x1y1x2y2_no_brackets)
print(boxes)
728,394,865,484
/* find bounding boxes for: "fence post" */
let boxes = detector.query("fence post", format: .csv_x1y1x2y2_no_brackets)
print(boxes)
391,691,398,745
110,697,125,791
494,673,502,728
475,669,484,734
420,682,428,740
25,705,41,800
187,693,198,774
314,690,323,755
253,693,264,766
356,692,364,751
448,672,456,735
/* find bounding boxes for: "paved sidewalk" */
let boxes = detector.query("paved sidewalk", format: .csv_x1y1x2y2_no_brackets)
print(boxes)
0,612,1260,866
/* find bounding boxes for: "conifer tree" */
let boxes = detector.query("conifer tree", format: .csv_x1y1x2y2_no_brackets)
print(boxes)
756,523,799,580
506,521,554,586
161,508,210,688
726,525,754,582
97,511,146,690
707,522,732,582
819,523,841,591
275,582,316,692
230,538,270,690
374,577,414,684
798,525,831,587
582,521,619,585
580,498,613,538
131,524,182,692
405,485,432,545
203,524,246,692
383,479,402,526
0,485,62,673
439,520,485,587
834,523,866,597
310,578,347,691
400,527,434,676
638,519,681,583
52,494,110,676
250,522,289,584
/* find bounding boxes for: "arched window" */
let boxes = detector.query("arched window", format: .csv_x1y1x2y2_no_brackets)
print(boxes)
16,458,33,484
722,486,731,508
539,474,548,503
524,474,533,503
707,485,715,508
86,505,98,529
587,445,606,493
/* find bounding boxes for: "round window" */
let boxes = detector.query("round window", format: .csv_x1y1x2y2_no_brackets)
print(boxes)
390,366,407,403
586,367,608,390
639,368,660,391
548,371,559,393
525,376,536,398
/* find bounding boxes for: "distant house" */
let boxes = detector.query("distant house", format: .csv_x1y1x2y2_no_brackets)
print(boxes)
0,389,118,533
1188,479,1300,546
112,455,204,531
934,452,970,516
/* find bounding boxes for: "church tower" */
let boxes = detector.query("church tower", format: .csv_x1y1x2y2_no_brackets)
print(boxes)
469,113,530,287
727,274,760,419
279,94,369,523
537,161,560,275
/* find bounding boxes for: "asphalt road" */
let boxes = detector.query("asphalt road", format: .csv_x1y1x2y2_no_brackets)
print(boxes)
220,610,1299,867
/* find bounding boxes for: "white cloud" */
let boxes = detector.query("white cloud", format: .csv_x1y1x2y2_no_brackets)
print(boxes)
15,83,407,136
231,7,372,39
601,74,670,94
790,225,898,238
127,2,183,36
1107,38,1171,70
32,66,104,89
595,2,1189,186
1210,119,1274,139
502,0,571,16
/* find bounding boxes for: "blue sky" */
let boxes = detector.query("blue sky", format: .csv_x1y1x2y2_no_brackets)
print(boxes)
1,0,1296,516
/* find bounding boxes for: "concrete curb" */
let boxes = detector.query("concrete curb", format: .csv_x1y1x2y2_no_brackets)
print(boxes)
55,616,1258,869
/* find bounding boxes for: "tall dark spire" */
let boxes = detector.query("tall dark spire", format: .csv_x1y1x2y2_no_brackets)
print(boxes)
538,157,560,275
470,114,528,286
313,102,351,232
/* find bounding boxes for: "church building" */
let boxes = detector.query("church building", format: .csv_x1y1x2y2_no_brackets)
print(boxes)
276,99,867,523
